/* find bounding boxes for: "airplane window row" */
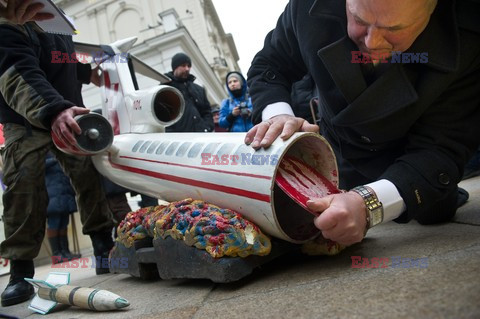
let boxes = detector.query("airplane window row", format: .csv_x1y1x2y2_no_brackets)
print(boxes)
131,140,242,158
131,139,282,160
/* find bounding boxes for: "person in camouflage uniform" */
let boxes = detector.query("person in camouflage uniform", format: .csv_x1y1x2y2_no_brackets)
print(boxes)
0,18,115,307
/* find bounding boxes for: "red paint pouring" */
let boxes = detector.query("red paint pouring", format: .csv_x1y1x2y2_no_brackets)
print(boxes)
275,156,341,216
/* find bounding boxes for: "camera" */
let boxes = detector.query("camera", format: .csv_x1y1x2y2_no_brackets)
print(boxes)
238,102,250,118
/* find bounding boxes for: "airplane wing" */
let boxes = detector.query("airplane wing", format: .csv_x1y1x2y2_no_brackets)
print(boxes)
130,55,171,84
74,42,171,84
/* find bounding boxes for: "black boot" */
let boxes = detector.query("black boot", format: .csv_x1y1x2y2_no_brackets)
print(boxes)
1,260,35,307
59,229,81,259
58,234,74,261
90,230,114,275
48,236,65,264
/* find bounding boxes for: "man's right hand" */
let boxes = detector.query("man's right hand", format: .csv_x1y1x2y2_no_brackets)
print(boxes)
307,192,368,246
244,114,319,149
0,0,54,24
51,106,90,148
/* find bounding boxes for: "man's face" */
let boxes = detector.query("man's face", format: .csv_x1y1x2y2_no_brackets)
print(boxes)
213,112,220,123
173,63,191,79
228,77,242,91
346,0,435,59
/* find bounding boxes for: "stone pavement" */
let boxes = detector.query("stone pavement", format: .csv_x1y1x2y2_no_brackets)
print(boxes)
1,176,479,319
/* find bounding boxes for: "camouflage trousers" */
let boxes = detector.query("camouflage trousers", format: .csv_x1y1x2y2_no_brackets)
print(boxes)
0,123,114,260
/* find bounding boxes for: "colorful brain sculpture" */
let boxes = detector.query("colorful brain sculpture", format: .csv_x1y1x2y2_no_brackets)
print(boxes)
116,198,271,258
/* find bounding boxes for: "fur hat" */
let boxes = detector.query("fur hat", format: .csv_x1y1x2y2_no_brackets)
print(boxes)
171,53,192,71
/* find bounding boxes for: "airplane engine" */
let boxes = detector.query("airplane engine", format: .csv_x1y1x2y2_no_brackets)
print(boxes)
51,113,114,156
124,85,185,133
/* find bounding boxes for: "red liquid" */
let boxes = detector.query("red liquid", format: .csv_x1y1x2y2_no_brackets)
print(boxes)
275,156,341,216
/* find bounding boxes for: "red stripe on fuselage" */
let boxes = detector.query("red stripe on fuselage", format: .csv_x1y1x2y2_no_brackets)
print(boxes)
108,155,271,203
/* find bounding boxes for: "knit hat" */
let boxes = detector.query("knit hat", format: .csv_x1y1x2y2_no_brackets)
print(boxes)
171,53,192,71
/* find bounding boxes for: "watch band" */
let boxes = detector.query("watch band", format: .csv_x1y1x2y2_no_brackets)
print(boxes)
351,185,384,231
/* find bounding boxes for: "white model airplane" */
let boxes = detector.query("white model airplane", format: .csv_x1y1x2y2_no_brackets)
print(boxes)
56,37,339,243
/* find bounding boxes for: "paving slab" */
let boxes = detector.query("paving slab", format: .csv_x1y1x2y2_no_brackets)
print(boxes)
1,176,479,318
455,177,480,225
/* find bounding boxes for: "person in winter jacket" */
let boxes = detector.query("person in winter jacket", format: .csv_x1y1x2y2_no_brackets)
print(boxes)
219,72,254,132
0,19,115,307
44,153,80,264
164,53,214,133
245,0,479,247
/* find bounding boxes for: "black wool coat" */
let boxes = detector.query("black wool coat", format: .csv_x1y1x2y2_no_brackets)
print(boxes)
247,0,480,223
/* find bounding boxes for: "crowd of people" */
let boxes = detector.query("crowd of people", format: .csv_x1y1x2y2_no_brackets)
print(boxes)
164,53,254,134
1,0,479,309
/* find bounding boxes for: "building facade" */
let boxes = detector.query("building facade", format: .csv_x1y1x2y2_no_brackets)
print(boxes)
54,0,240,109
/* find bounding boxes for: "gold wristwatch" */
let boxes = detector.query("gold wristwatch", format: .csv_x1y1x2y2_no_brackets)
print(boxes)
351,185,384,230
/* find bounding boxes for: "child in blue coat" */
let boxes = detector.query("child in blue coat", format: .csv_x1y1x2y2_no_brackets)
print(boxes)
219,72,254,132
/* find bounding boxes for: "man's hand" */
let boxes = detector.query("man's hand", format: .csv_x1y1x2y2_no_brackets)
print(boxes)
306,191,368,246
244,114,319,149
51,106,90,147
0,0,54,24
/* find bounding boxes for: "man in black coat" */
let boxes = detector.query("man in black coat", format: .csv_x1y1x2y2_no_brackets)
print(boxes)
245,0,480,246
164,53,214,132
